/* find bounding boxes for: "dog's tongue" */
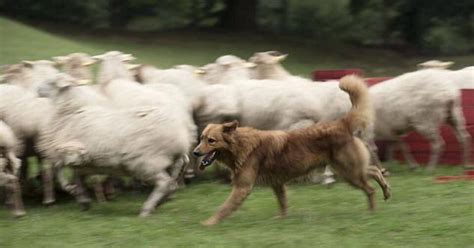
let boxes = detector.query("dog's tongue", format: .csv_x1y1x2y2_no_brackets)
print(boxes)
199,151,217,170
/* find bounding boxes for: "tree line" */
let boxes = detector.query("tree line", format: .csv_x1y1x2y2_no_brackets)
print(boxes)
1,0,472,55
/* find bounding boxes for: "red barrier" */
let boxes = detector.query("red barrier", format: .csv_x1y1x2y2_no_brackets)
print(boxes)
312,69,474,165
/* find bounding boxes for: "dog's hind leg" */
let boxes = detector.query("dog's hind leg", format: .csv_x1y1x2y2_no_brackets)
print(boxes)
366,166,391,200
272,184,288,218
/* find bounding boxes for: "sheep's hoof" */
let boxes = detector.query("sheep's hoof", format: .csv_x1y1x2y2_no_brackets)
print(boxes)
43,200,55,207
79,202,91,211
13,210,26,218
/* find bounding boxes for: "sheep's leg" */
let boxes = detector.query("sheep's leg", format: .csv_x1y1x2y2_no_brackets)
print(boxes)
40,159,55,205
420,130,445,171
9,177,26,217
19,156,29,181
73,172,92,211
396,140,420,169
385,140,396,162
446,100,472,167
93,180,107,203
139,172,173,217
104,177,116,200
1,172,26,217
56,164,78,194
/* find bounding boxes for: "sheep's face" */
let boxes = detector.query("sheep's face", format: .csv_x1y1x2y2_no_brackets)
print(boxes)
37,73,77,99
249,51,288,65
193,121,238,170
53,53,96,81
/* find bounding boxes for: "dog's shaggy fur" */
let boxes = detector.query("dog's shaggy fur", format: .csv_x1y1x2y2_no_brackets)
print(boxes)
193,75,391,226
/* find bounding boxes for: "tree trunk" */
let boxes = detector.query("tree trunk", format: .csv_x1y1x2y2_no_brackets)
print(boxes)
219,0,258,31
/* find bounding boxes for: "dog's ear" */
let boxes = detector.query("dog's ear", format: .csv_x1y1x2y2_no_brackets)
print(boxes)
223,120,239,133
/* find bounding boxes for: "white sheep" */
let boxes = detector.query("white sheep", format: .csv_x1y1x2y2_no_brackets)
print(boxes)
0,81,56,205
52,53,97,83
0,120,25,217
37,74,190,216
368,68,470,170
94,52,197,142
417,60,473,89
248,51,322,86
2,60,59,91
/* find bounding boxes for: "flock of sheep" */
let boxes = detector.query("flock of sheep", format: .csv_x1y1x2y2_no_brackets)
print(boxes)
0,50,472,218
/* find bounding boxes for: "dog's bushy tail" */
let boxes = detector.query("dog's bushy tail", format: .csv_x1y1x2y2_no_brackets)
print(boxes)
339,75,374,134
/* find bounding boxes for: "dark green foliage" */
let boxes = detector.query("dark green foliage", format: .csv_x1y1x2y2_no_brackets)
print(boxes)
0,0,472,54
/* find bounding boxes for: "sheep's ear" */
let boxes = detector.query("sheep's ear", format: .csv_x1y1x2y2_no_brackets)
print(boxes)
82,58,97,67
223,120,239,133
53,56,69,65
22,60,35,68
273,54,288,63
56,78,75,89
92,54,104,61
121,54,136,62
194,68,206,75
126,64,141,71
441,61,454,68
244,62,257,68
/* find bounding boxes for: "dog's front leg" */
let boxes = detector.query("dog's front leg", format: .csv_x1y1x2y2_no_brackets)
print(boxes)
272,184,288,218
202,165,257,226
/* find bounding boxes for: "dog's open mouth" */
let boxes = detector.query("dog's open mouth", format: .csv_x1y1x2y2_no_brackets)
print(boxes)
199,150,218,170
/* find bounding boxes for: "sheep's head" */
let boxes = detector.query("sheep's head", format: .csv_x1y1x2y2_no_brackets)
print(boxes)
2,60,60,91
56,141,87,167
249,51,288,65
198,55,255,84
0,64,26,83
37,73,82,98
53,53,96,82
93,51,136,84
93,51,136,63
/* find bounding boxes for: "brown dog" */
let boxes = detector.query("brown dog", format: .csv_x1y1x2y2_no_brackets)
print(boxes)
193,75,391,226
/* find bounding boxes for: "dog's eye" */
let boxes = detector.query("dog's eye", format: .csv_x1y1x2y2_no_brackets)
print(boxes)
208,138,216,144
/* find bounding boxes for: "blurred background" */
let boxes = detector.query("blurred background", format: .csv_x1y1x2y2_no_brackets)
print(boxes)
0,1,473,248
1,0,473,75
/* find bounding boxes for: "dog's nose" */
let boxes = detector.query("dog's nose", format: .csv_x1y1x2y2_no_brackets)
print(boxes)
192,150,201,157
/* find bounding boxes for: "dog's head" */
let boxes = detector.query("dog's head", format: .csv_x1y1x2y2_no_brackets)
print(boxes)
193,120,239,170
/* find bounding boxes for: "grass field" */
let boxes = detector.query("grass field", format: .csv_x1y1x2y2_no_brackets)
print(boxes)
0,16,473,248
1,165,473,248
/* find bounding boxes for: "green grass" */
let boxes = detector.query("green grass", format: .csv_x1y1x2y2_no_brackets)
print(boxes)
1,165,473,248
0,16,473,247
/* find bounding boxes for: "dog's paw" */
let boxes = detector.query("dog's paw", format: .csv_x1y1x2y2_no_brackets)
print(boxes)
383,187,392,201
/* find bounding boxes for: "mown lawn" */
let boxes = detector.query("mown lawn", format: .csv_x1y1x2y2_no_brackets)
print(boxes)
1,165,473,248
1,16,473,248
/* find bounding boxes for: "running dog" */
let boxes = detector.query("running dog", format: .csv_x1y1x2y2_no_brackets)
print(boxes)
193,75,391,226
